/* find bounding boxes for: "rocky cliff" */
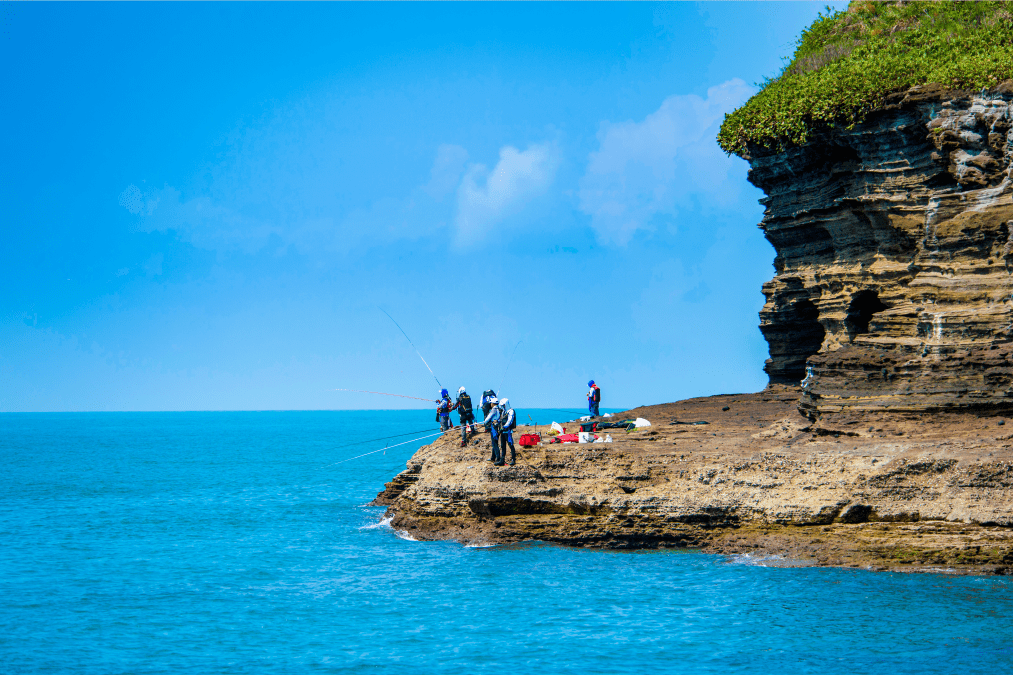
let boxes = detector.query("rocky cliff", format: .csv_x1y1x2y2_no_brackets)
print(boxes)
750,84,1013,415
374,85,1013,574
374,5,1013,573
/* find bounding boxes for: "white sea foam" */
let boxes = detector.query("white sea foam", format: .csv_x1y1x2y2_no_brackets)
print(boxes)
728,553,814,568
359,515,394,531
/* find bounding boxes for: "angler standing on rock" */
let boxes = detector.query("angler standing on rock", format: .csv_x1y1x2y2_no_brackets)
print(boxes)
454,386,475,447
437,388,454,432
498,397,517,466
480,389,497,423
483,397,502,464
587,380,601,417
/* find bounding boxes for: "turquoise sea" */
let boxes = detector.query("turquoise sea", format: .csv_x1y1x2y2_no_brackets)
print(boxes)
2,410,1011,674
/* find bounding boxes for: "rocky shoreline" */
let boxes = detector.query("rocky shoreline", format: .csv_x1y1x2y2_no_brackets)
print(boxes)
375,387,1013,575
374,81,1013,575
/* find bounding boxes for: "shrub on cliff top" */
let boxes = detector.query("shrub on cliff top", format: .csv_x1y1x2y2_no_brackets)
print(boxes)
717,0,1013,156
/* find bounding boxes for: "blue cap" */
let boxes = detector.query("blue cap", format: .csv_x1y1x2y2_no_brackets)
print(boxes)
440,388,448,397
588,380,595,387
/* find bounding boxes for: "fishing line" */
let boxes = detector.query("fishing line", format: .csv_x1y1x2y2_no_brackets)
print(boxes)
497,339,522,394
531,407,591,417
326,429,449,466
327,426,446,453
379,307,443,389
332,388,435,402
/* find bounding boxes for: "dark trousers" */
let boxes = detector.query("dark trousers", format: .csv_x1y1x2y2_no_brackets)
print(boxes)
499,430,514,465
489,427,500,462
589,401,600,417
460,414,474,441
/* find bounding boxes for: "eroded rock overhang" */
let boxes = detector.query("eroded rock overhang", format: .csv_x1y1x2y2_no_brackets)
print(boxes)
745,83,1013,415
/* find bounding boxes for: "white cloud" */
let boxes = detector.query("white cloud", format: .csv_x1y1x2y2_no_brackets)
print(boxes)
578,79,754,245
454,142,560,246
424,144,469,201
117,184,146,215
118,184,278,254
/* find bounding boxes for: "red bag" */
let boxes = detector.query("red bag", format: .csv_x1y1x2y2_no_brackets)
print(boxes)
518,433,541,447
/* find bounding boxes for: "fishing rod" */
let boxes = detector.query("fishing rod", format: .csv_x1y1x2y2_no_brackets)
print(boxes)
327,429,450,467
378,307,443,389
332,388,436,403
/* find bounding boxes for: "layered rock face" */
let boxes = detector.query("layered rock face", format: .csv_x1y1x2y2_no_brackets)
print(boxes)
748,84,1013,415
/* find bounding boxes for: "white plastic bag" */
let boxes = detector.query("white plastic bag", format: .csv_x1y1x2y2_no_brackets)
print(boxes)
603,413,613,418
605,434,613,443
549,422,564,436
634,417,651,428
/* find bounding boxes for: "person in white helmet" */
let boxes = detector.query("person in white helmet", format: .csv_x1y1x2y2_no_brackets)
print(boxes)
453,386,475,447
497,398,517,466
482,397,502,463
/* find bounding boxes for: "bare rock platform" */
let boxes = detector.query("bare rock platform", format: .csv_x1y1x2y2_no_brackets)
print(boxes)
375,386,1013,575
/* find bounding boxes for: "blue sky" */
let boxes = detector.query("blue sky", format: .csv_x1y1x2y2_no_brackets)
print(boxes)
1,1,846,412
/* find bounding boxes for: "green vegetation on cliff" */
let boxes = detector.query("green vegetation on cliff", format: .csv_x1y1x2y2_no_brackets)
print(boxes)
717,0,1013,156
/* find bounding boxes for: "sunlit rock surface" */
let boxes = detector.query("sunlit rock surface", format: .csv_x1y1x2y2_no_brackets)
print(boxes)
746,83,1013,414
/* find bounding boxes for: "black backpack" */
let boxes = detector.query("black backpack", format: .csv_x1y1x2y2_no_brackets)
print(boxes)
457,393,473,412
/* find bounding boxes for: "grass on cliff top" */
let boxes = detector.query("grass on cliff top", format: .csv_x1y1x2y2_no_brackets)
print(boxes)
717,0,1013,156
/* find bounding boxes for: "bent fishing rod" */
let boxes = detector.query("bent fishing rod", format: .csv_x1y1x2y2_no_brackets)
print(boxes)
379,307,443,389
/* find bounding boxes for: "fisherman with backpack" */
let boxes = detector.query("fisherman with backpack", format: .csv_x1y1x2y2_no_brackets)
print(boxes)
480,389,497,423
497,398,517,466
482,397,502,463
436,388,454,432
453,386,476,447
587,380,601,417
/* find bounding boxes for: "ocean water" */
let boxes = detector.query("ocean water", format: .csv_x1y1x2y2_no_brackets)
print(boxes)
2,410,1011,674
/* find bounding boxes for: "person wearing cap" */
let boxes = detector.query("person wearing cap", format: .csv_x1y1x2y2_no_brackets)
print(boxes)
587,380,601,417
437,388,454,432
482,397,502,463
453,386,475,447
497,398,517,466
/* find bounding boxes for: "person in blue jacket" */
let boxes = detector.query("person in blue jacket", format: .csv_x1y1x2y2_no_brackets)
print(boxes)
587,380,601,417
497,398,517,466
436,389,453,431
482,397,501,463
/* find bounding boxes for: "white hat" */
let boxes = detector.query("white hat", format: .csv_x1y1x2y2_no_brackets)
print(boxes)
458,386,466,394
489,397,498,404
499,398,509,408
